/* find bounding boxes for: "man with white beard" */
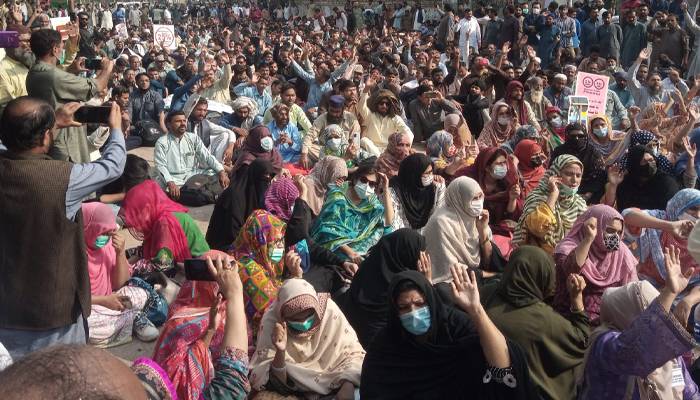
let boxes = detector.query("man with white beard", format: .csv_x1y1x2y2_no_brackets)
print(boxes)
524,76,552,128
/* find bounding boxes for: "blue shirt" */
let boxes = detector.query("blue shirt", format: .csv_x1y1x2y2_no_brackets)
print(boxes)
233,83,272,117
267,121,302,163
170,74,202,112
291,59,352,110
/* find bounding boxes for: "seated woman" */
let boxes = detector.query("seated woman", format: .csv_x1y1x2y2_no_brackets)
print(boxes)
423,177,495,287
541,106,566,152
485,246,590,400
605,145,681,211
513,154,587,254
388,153,445,230
458,147,524,239
550,123,606,203
623,189,700,292
311,162,394,264
119,180,210,274
476,102,519,150
230,125,283,175
264,177,300,223
338,229,429,347
553,205,638,324
375,131,413,178
153,252,252,400
426,129,458,174
580,265,700,399
587,114,629,167
82,203,159,346
361,269,537,399
250,279,365,400
300,156,348,217
501,125,540,154
622,130,675,175
98,154,152,208
317,124,368,168
267,103,304,174
514,139,546,197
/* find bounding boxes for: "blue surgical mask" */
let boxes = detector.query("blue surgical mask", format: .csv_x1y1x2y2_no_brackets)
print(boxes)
593,127,608,138
400,306,431,335
491,164,508,179
270,247,284,263
287,314,315,332
95,235,110,249
326,138,342,151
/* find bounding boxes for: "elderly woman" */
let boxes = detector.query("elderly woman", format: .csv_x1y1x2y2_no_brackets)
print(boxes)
376,131,413,178
513,154,588,254
250,279,365,399
426,130,458,173
476,102,519,150
266,103,303,169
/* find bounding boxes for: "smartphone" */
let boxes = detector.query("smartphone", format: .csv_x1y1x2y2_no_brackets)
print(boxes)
184,258,216,281
0,31,19,48
74,105,112,124
85,57,103,70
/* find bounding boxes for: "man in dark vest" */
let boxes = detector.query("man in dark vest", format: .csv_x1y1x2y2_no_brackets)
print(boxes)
0,98,125,359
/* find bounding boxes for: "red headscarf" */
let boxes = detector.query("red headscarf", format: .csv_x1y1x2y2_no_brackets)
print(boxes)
233,125,283,173
119,180,192,262
505,80,528,126
514,139,546,196
545,106,566,139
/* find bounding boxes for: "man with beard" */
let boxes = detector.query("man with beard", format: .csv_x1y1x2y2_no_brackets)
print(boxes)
536,13,560,69
263,82,312,137
544,74,572,119
165,54,196,94
595,11,622,62
0,25,33,117
649,12,688,70
409,83,460,143
501,80,541,130
628,48,674,110
620,10,648,69
524,76,552,127
76,11,94,58
358,77,412,154
130,73,168,135
180,96,237,167
610,72,635,108
303,95,360,162
682,2,700,78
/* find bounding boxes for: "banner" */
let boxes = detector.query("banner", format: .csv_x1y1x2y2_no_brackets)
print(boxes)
115,23,129,40
153,24,177,50
574,72,609,115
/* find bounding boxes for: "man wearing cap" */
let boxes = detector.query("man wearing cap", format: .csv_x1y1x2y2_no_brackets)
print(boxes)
544,74,572,118
302,95,360,166
0,24,32,118
610,72,635,108
263,82,311,136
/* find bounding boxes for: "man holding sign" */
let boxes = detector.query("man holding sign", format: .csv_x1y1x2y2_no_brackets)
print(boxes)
153,24,177,50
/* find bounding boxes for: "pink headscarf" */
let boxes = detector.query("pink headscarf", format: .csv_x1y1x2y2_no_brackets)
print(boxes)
82,202,119,297
555,204,638,286
264,177,300,221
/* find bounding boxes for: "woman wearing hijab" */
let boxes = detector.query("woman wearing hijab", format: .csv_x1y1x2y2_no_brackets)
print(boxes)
300,156,348,217
250,279,365,399
514,139,546,197
610,145,681,211
553,205,639,324
513,154,588,254
580,259,700,399
231,125,283,174
423,177,494,286
623,130,674,175
361,269,537,399
501,125,540,154
476,101,519,150
388,153,445,230
587,114,630,167
206,158,276,251
485,246,590,400
264,177,300,222
375,131,413,178
82,202,159,346
623,189,700,293
550,123,607,203
542,106,566,154
311,162,394,264
338,229,428,346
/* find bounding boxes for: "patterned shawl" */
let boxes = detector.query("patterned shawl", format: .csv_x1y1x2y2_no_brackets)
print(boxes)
376,131,414,178
476,101,519,149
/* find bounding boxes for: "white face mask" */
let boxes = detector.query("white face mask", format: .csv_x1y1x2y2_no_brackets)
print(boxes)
466,198,484,217
260,136,274,151
497,116,511,126
354,182,375,200
680,212,698,223
421,174,434,187
326,137,342,151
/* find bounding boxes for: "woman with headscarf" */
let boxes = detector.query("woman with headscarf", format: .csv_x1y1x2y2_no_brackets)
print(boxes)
550,123,607,203
337,229,428,347
623,130,674,175
231,125,283,174
300,156,348,217
250,279,366,399
387,153,445,231
423,177,494,286
513,154,588,254
426,129,459,173
623,189,700,293
120,180,210,273
311,162,394,264
541,106,566,154
476,101,519,150
501,80,541,130
375,131,414,178
318,124,354,163
611,145,680,211
485,246,590,400
82,202,159,346
501,125,540,154
580,270,700,399
264,177,300,222
587,114,630,166
553,205,639,324
206,158,276,250
361,269,538,399
514,139,547,197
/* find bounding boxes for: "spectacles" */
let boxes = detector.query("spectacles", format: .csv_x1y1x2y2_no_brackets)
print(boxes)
359,176,377,188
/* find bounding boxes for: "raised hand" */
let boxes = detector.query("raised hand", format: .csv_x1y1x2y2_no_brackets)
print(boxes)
664,245,695,295
206,254,242,299
607,164,626,186
110,231,126,253
284,250,303,278
683,136,697,158
417,251,432,281
548,175,562,197
639,47,651,61
450,265,481,315
509,184,521,200
272,322,287,352
566,273,587,311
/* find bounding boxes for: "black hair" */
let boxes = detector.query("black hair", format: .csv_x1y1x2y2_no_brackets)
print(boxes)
195,97,208,107
111,85,130,99
0,97,55,152
122,154,151,191
565,122,587,136
590,44,601,54
279,82,295,93
349,159,377,185
29,29,62,58
417,83,433,96
337,78,356,92
165,111,185,123
392,280,423,303
135,72,150,81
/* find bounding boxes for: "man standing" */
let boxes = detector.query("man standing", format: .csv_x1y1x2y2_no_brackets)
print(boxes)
579,8,600,57
499,6,521,62
621,10,648,69
457,8,481,67
26,29,114,163
596,11,623,62
555,5,577,64
0,99,125,359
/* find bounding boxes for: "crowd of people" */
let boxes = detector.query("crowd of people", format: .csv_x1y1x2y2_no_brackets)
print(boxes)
7,0,700,398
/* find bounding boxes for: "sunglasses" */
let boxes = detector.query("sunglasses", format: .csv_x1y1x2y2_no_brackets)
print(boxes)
359,176,377,188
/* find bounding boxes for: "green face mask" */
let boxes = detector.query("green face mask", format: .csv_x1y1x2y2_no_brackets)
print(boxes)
94,235,110,249
270,247,284,263
287,314,315,332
